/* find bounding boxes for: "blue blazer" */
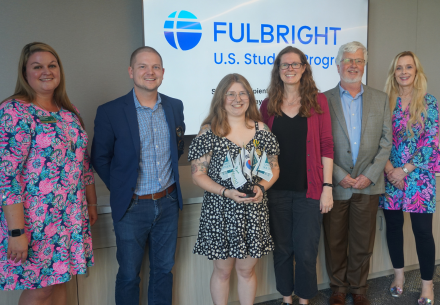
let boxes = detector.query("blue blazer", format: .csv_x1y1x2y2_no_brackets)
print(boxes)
91,90,185,223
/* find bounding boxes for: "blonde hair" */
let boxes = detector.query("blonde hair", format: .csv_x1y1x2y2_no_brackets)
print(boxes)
3,42,84,127
385,51,427,138
202,74,262,137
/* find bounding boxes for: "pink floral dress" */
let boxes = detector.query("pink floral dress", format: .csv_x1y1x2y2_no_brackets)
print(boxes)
379,94,439,213
0,99,94,290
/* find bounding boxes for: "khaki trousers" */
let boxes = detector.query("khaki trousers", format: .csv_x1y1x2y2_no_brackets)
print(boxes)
323,194,379,294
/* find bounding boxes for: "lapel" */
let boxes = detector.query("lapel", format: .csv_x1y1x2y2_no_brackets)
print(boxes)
360,85,371,138
328,85,350,139
123,91,141,161
160,94,177,153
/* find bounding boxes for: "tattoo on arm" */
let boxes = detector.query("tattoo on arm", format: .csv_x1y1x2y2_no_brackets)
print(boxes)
191,151,213,175
262,123,271,132
268,155,279,169
197,124,211,137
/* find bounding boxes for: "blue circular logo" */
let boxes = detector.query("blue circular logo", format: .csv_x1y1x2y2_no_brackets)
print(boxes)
164,10,202,51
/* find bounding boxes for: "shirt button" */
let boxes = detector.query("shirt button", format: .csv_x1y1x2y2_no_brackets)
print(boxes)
354,142,357,145
307,154,310,156
156,145,158,148
347,150,351,153
353,127,356,129
308,169,310,171
350,166,353,169
154,129,156,131
159,178,161,181
157,162,160,165
352,113,354,116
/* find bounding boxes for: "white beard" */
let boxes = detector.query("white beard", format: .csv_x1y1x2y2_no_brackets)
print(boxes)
340,75,363,84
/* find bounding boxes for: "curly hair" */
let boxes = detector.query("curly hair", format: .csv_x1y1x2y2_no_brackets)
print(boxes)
267,46,322,117
202,73,262,137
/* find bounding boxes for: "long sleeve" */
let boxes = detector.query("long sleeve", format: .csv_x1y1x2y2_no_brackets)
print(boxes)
318,94,334,159
91,105,115,189
407,94,439,171
0,101,33,206
361,93,393,184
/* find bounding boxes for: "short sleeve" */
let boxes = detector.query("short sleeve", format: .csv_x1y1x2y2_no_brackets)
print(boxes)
261,131,280,156
0,100,34,206
188,131,214,161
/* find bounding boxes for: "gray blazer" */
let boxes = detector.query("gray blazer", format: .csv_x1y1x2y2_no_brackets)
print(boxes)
324,84,392,200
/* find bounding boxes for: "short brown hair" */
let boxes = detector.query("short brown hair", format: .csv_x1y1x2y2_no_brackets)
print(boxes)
267,46,322,117
202,73,262,137
130,46,163,67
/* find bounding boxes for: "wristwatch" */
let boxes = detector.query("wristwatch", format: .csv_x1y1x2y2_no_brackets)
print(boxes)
402,166,410,175
256,183,265,194
8,229,24,237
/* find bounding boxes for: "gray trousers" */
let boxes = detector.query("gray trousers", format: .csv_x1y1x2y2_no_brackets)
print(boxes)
267,189,322,299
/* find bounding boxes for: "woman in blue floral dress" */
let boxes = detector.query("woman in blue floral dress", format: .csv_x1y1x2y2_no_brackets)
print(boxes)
380,51,439,304
0,42,97,305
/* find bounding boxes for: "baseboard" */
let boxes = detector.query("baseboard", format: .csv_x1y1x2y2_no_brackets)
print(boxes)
229,293,282,305
227,260,440,304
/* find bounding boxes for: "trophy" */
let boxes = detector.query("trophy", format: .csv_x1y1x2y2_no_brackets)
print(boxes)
220,140,273,198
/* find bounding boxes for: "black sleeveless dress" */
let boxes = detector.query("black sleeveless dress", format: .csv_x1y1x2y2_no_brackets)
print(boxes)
188,122,280,260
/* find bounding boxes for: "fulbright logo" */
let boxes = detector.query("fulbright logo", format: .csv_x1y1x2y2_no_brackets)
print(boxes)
163,10,202,51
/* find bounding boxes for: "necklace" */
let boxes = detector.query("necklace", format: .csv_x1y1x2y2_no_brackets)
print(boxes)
33,101,74,152
398,90,413,100
286,95,301,106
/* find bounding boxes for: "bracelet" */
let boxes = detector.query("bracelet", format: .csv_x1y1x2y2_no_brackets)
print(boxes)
87,204,99,206
219,187,226,196
323,183,334,188
402,166,410,175
222,188,228,198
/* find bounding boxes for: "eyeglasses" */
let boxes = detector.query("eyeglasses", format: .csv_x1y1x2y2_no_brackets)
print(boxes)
225,91,249,101
340,58,365,65
279,62,303,70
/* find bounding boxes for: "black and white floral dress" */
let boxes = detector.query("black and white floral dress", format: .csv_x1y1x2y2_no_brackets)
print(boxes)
188,122,280,260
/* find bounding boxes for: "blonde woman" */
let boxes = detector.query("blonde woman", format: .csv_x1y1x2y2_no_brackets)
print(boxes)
380,51,439,304
0,42,97,305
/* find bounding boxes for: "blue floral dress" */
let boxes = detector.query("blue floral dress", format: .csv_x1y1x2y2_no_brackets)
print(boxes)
379,94,439,213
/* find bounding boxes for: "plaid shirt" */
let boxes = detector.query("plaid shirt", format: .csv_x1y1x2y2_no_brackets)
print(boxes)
133,90,174,195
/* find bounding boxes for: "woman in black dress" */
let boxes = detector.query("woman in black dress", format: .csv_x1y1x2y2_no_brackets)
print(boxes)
188,73,280,305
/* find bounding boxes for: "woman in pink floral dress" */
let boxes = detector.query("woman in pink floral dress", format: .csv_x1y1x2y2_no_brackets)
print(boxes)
0,42,97,305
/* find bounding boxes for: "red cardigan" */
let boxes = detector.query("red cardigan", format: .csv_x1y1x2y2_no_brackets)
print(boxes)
260,93,334,200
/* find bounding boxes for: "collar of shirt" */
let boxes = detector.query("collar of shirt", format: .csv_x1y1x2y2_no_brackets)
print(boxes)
133,89,162,111
338,83,364,100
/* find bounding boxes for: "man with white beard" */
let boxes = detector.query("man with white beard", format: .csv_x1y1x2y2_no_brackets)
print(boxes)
322,41,392,305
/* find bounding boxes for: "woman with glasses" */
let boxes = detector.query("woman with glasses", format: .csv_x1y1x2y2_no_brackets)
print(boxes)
188,73,280,305
260,46,334,305
380,51,438,304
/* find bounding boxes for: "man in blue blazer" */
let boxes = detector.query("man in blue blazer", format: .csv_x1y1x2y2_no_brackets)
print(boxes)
91,46,184,305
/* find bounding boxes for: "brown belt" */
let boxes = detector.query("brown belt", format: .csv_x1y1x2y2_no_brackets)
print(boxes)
132,183,176,200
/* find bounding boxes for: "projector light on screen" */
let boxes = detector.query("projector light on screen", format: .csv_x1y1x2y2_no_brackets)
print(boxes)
143,0,368,135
